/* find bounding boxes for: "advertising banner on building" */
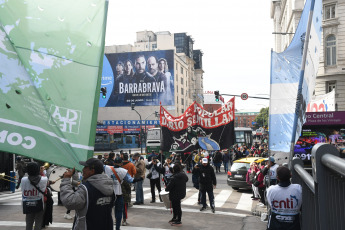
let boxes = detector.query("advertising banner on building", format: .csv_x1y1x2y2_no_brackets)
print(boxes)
306,90,335,112
99,50,175,107
160,98,235,152
0,0,108,170
97,120,159,134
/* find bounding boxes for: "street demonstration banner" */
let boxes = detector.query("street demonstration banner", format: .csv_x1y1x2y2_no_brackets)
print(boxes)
160,98,235,152
0,1,108,170
99,50,175,107
269,0,322,163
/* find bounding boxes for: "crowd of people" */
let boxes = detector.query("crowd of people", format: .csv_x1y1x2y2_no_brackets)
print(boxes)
17,144,303,230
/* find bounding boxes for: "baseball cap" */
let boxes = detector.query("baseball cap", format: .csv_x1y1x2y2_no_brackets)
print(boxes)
269,156,275,163
172,152,176,155
79,158,104,174
202,158,208,164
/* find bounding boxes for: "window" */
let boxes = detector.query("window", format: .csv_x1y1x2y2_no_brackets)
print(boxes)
176,74,178,82
181,88,184,95
152,44,157,49
326,35,336,66
324,4,336,20
182,109,184,113
180,67,183,74
181,77,184,85
176,63,178,70
181,98,184,105
176,86,178,93
327,81,336,93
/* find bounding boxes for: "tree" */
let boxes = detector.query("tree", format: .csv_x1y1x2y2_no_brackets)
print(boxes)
254,107,269,130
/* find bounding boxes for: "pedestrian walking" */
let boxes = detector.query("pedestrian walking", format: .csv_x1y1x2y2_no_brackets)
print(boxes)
60,158,114,230
213,151,222,173
165,164,188,226
193,158,217,213
21,162,48,230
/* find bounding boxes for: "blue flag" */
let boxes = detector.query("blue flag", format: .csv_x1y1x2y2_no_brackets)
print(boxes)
269,0,322,162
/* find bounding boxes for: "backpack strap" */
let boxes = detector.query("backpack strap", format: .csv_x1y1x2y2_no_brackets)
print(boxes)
109,166,122,183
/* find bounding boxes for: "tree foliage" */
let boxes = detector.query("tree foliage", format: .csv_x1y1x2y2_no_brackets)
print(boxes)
254,107,269,129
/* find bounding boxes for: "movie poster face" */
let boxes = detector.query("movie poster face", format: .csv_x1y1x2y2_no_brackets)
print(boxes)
99,50,175,107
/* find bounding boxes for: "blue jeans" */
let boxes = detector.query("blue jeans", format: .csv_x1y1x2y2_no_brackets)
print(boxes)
135,180,144,203
224,161,229,172
201,186,215,209
114,195,124,230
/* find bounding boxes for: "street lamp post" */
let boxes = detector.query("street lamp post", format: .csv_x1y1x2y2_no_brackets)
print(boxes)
131,103,143,154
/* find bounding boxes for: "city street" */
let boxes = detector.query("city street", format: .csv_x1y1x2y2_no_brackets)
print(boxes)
0,165,267,230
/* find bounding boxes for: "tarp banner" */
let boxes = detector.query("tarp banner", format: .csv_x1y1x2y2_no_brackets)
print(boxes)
0,0,108,170
160,98,235,152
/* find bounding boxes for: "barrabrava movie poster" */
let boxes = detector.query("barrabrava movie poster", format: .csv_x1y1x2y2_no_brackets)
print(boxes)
160,97,235,152
99,50,175,107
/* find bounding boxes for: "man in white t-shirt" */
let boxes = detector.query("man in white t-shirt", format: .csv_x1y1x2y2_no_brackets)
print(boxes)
266,166,302,230
21,162,48,230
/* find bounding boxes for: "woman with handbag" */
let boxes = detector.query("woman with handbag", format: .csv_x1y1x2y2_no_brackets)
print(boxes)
21,162,48,230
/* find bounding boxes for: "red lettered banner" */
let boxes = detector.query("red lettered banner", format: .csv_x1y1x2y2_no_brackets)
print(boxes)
160,98,235,152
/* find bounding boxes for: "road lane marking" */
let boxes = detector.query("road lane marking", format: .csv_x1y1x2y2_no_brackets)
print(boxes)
214,190,232,208
235,193,253,212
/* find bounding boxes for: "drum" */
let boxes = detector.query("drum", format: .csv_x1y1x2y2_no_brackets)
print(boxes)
46,166,67,192
159,190,170,209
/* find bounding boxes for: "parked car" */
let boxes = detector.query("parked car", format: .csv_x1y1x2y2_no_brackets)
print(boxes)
227,157,267,190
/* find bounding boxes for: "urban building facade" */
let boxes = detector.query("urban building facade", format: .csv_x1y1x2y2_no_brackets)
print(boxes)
271,0,345,111
96,31,204,150
235,112,259,129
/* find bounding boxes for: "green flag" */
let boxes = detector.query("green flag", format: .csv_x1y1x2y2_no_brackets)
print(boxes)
0,0,108,170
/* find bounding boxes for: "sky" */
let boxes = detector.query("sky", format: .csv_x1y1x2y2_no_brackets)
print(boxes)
105,0,274,112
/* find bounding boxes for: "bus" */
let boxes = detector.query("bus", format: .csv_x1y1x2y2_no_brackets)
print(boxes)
234,127,253,147
146,128,161,154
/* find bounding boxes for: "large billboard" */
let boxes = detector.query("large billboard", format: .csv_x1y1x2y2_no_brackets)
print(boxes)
99,50,175,107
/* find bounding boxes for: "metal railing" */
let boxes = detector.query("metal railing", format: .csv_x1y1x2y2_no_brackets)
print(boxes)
291,143,345,230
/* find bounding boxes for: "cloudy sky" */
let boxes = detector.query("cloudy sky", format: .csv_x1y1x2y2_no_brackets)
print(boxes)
105,0,274,112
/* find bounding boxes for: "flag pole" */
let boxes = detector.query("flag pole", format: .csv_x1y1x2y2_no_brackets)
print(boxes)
289,0,316,167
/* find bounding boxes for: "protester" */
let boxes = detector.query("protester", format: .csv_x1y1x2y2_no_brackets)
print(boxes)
246,162,260,200
266,166,302,230
21,162,48,230
165,164,188,226
102,152,110,163
263,157,279,186
163,157,174,186
60,158,114,229
104,152,115,166
146,157,163,203
132,153,146,205
193,158,217,213
213,151,223,173
16,156,26,189
222,150,231,172
104,157,143,229
257,161,267,206
147,150,157,162
63,170,80,220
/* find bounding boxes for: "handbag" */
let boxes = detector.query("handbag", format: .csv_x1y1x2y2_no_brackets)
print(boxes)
23,198,43,214
146,172,152,179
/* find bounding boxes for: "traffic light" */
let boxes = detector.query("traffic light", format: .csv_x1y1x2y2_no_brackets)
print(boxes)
100,87,107,99
131,102,135,110
214,90,220,102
